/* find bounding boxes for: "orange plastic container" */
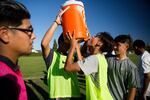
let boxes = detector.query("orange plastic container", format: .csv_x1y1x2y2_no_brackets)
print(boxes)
62,0,90,42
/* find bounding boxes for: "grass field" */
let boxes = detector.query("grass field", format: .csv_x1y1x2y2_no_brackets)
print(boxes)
19,55,49,100
19,54,139,100
19,56,46,78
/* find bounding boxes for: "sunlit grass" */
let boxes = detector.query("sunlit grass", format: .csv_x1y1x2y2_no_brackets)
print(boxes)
18,54,138,100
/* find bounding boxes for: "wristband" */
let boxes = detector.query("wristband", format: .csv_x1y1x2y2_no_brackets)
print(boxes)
54,21,59,25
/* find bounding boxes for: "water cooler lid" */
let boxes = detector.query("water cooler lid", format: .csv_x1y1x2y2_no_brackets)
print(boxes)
62,0,84,7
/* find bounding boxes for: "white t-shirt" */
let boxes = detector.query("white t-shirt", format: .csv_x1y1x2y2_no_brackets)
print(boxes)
139,51,150,96
77,55,99,75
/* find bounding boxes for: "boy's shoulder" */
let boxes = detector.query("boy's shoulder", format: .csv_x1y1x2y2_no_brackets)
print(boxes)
106,56,116,61
120,58,138,70
107,57,137,68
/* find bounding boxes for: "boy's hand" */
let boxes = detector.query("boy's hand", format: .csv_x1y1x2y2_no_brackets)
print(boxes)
66,31,82,60
66,30,78,48
55,6,70,25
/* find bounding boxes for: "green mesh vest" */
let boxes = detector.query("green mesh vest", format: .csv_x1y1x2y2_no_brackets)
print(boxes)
85,54,113,100
47,51,80,98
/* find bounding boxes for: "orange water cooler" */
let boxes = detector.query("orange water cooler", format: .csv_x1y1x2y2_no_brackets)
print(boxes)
62,0,90,42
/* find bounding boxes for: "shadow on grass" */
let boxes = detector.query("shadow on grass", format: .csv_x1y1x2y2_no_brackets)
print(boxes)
25,81,39,100
41,71,47,85
26,80,49,100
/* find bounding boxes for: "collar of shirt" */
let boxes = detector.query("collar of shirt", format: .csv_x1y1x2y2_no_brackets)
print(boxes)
0,55,19,72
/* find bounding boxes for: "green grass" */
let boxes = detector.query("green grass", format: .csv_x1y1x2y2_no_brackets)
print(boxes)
19,55,49,100
18,54,139,100
128,53,139,66
19,56,46,78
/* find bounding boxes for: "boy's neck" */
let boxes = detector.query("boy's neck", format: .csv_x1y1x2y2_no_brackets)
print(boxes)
0,53,18,65
141,48,145,54
93,49,101,55
117,53,127,60
57,48,68,55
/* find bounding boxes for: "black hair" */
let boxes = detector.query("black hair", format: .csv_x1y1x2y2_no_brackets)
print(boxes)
96,32,114,53
133,39,145,48
0,0,30,27
58,34,64,45
114,35,132,48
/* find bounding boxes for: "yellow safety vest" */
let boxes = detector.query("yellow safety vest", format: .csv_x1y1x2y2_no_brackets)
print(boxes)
47,51,80,98
85,54,113,100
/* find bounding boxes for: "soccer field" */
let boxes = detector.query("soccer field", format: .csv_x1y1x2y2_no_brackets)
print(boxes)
19,54,138,78
19,54,139,100
19,56,46,78
19,55,49,100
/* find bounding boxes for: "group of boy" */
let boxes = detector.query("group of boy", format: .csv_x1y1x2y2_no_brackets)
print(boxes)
0,0,150,100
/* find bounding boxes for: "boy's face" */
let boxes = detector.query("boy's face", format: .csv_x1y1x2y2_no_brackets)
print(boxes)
64,42,70,50
114,42,128,55
59,41,70,52
8,19,36,55
86,36,101,54
133,46,142,55
87,36,100,47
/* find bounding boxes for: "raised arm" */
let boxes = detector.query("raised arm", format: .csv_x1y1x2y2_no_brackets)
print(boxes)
41,7,69,58
76,43,83,61
64,36,81,72
41,19,59,58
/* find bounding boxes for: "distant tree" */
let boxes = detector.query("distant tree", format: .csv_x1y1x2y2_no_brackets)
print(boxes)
52,39,58,50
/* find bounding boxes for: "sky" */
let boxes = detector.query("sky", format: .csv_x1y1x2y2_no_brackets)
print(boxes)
17,0,150,50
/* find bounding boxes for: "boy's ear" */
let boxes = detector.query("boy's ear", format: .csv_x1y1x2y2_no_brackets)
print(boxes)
0,27,9,43
125,43,129,49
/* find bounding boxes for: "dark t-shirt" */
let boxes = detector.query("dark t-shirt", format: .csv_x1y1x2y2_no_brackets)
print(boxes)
44,49,54,70
107,57,140,100
0,55,19,100
0,77,18,100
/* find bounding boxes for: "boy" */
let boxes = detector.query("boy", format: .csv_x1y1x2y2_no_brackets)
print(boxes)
41,9,80,100
107,35,139,100
0,1,36,100
133,39,150,100
64,32,114,100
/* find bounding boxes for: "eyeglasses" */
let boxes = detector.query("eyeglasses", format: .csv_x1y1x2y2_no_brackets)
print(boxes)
7,26,34,37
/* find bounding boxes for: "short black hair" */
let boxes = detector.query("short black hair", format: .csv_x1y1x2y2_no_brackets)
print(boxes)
58,34,64,45
0,0,30,27
133,39,145,48
96,32,114,53
114,35,132,48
